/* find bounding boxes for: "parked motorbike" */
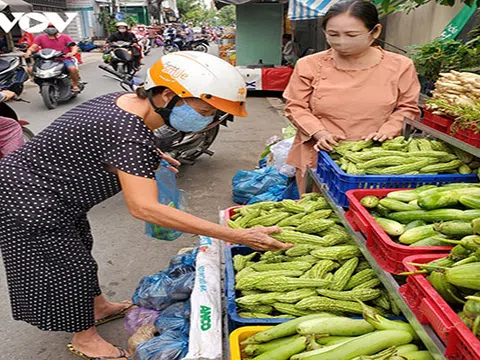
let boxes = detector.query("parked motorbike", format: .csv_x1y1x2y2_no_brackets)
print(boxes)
0,101,34,159
119,77,233,165
163,37,209,54
32,48,86,109
0,54,29,97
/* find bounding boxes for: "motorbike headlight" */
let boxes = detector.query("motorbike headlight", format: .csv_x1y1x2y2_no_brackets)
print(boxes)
36,67,62,78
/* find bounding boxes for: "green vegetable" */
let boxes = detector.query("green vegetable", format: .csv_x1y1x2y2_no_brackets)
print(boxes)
373,217,405,236
295,296,364,314
345,269,376,290
290,330,413,360
274,289,318,304
410,234,449,247
427,271,463,306
236,270,305,290
271,230,339,247
360,196,380,209
236,292,283,306
251,336,307,360
243,314,335,344
418,191,459,210
399,225,439,244
316,288,382,302
329,257,359,291
459,195,480,209
244,335,301,356
272,303,319,317
316,336,355,346
247,212,290,227
362,304,418,340
311,246,362,261
250,261,312,272
405,220,428,232
297,317,375,336
254,276,331,292
379,198,420,212
296,219,335,234
396,344,419,354
286,245,320,257
434,221,473,237
400,351,434,360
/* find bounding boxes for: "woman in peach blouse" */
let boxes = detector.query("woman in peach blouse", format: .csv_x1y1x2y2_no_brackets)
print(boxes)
284,0,421,193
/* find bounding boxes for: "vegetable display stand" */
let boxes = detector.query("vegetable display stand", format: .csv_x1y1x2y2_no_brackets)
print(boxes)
404,118,480,155
304,172,447,358
345,189,453,274
315,151,477,208
225,245,294,332
422,109,454,135
229,326,272,360
401,254,480,360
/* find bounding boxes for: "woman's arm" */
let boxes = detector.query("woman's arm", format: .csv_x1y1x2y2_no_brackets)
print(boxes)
117,170,291,251
377,60,421,137
284,58,326,143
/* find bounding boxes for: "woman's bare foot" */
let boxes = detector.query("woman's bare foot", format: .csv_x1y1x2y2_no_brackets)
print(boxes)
71,327,129,359
94,294,133,322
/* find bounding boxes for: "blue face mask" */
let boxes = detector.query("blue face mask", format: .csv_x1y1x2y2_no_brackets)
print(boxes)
169,103,214,132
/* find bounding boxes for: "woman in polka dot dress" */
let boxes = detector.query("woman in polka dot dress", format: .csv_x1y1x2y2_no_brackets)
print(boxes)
0,52,291,359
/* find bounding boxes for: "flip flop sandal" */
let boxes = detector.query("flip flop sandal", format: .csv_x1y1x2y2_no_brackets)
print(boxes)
95,302,135,327
67,344,129,360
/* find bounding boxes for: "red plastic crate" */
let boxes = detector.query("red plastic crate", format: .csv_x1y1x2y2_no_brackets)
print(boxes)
422,109,454,134
401,254,480,360
345,189,452,274
223,206,240,226
453,127,480,148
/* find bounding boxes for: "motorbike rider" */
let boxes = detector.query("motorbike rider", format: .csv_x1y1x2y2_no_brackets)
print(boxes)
107,22,143,68
0,90,24,157
25,24,81,92
185,24,195,49
163,24,177,43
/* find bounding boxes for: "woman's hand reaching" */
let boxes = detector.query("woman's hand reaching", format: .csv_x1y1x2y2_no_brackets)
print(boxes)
362,132,394,142
313,130,346,152
233,226,293,251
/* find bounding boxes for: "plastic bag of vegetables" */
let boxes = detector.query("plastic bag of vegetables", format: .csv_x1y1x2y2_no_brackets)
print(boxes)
132,264,195,311
134,330,189,360
124,307,161,337
145,160,188,241
154,301,190,335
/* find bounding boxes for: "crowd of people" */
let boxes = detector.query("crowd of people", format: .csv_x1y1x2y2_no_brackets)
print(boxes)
0,0,423,359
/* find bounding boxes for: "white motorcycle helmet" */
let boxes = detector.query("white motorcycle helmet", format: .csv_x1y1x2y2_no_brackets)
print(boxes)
144,51,247,117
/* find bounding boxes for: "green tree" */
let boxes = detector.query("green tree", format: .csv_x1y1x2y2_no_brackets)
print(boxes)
217,5,236,26
382,0,480,14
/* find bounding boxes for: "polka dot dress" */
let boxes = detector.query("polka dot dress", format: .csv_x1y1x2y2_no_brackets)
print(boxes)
0,92,161,333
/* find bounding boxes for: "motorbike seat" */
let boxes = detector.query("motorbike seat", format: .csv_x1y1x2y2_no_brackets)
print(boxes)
0,57,19,73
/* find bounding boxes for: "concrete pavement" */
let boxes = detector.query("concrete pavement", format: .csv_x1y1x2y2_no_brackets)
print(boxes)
0,47,288,359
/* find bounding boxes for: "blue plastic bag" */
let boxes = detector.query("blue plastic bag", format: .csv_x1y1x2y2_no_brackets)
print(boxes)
132,264,195,311
154,301,190,335
232,166,287,204
134,330,188,360
169,248,197,268
145,161,188,241
247,184,287,204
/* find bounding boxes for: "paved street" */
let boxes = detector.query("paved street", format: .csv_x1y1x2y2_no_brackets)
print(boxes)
0,47,288,359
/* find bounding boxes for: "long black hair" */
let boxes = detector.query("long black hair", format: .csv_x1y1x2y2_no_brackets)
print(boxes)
322,0,379,31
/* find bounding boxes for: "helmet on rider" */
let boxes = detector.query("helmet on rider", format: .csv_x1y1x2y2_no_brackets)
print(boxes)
116,22,129,33
143,52,247,132
44,23,58,36
137,24,146,31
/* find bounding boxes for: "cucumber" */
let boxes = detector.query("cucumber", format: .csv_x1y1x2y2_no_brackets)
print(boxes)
405,220,427,232
459,195,480,209
401,351,434,360
434,221,473,238
373,217,405,236
379,198,420,212
399,225,439,244
361,196,379,209
375,204,390,217
396,344,419,354
410,234,449,247
418,191,459,210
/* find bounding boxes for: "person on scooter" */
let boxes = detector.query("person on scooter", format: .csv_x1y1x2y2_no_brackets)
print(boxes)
107,22,143,68
25,24,81,92
185,24,195,49
0,90,24,157
0,51,290,360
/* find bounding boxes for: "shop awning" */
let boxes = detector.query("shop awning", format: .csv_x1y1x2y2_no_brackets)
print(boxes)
287,0,406,20
0,0,33,12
